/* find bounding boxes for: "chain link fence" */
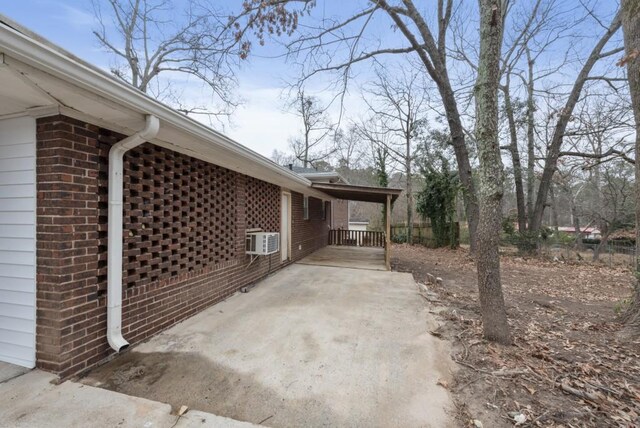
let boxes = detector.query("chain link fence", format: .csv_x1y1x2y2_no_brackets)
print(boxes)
456,222,636,268
537,240,636,268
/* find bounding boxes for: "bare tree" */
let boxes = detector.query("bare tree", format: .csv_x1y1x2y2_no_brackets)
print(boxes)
474,0,510,344
373,143,391,222
233,0,481,252
360,67,428,244
554,167,587,242
288,89,335,169
93,0,239,118
355,116,401,174
480,2,624,236
333,125,365,170
501,72,528,233
620,0,640,335
559,95,634,254
497,0,570,233
547,181,560,231
529,9,623,232
271,149,297,167
593,162,635,260
524,47,537,226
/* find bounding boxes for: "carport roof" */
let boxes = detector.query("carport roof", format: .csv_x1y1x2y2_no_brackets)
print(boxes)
311,182,402,203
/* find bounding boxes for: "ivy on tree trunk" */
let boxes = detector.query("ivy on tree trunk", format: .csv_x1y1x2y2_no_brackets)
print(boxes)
416,158,459,248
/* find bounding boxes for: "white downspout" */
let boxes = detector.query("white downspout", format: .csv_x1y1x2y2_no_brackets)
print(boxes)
107,115,160,352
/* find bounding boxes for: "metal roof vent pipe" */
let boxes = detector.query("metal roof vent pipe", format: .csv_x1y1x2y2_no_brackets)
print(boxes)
107,115,160,352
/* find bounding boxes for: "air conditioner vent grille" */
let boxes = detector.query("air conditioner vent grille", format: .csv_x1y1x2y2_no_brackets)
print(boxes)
245,232,280,255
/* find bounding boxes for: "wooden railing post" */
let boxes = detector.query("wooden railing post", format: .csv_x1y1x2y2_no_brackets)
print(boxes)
385,194,391,270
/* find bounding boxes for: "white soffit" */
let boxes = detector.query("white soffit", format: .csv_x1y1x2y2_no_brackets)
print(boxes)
0,21,331,200
0,63,54,116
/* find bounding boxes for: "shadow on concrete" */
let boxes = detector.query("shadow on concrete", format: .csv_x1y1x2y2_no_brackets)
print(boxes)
82,350,340,427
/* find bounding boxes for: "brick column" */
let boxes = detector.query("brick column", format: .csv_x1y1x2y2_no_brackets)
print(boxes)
36,115,105,376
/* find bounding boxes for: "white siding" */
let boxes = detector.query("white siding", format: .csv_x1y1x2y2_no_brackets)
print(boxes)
0,116,36,368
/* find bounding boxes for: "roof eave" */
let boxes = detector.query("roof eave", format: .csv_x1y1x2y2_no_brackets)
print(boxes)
310,182,403,204
0,17,319,195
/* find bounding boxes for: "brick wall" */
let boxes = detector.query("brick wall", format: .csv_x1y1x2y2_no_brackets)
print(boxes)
35,115,325,379
290,193,331,260
331,199,349,229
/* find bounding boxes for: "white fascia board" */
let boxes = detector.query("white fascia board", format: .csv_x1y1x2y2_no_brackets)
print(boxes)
0,20,314,193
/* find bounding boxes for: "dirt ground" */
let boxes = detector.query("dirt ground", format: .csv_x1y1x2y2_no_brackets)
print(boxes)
391,243,640,427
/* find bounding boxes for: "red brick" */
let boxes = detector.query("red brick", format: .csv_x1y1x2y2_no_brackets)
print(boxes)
35,114,329,380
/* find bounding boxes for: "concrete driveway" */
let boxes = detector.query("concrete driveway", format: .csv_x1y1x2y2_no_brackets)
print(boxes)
82,263,454,427
0,369,257,428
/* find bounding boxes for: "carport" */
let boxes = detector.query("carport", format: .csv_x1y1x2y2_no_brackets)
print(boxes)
311,182,402,270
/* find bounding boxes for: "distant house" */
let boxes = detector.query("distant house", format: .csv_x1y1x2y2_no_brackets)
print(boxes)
349,221,370,231
0,18,400,378
555,226,601,240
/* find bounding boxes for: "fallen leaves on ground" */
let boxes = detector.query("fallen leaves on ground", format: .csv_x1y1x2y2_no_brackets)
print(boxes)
392,244,640,427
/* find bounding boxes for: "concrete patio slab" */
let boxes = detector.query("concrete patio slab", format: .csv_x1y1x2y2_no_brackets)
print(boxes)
81,263,454,427
0,370,259,428
0,361,29,383
298,245,386,270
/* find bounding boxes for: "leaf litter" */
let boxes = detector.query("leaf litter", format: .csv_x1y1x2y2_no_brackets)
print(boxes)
392,244,640,427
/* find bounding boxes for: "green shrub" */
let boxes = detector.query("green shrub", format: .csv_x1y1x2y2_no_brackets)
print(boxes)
501,216,516,236
505,230,539,254
392,232,407,244
550,231,574,246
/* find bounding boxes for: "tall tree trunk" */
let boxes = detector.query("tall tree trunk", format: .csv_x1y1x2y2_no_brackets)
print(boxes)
445,91,480,253
434,82,480,252
406,178,414,243
548,183,559,232
593,227,609,262
525,49,536,227
571,198,585,250
529,13,622,232
592,136,604,259
621,0,640,335
406,140,414,244
376,147,390,224
502,77,527,233
474,0,511,344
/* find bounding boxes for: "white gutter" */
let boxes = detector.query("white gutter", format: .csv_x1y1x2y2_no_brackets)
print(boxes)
107,115,160,352
0,16,313,190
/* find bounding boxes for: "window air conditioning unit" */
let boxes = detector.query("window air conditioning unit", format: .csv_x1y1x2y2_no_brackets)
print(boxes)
246,232,280,255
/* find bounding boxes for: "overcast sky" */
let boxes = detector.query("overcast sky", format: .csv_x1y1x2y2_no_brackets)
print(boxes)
1,0,622,160
1,0,339,157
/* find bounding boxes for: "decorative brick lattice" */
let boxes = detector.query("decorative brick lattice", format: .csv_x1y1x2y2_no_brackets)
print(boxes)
35,115,331,379
97,142,236,289
245,176,280,232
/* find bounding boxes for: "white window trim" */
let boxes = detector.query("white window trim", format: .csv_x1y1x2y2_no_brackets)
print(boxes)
303,196,309,220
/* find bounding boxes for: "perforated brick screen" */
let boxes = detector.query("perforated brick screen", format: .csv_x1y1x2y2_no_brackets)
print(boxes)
97,142,237,289
245,176,280,232
35,115,332,379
